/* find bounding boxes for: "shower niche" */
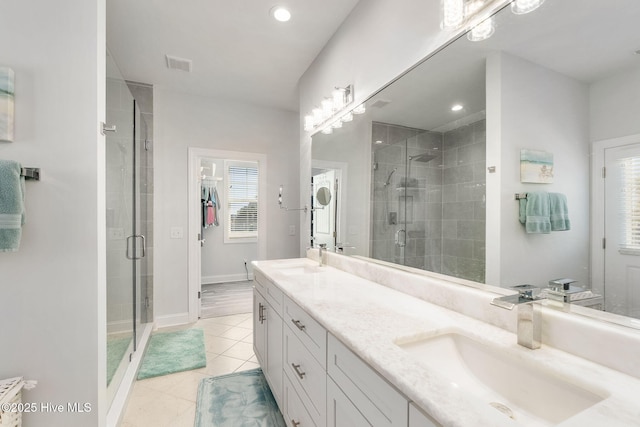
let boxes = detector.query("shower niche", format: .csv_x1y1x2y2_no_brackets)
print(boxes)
370,120,486,282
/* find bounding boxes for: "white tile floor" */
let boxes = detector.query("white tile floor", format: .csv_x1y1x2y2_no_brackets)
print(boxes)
121,312,257,427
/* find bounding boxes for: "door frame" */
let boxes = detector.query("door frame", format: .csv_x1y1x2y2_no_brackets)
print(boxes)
187,147,267,322
312,160,348,248
591,133,640,299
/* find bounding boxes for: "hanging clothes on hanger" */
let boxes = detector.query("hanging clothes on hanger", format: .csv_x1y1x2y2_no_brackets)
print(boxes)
206,187,215,226
212,185,220,226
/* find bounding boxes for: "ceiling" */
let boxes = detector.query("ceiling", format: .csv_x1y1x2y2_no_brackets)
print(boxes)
106,0,361,112
362,0,640,132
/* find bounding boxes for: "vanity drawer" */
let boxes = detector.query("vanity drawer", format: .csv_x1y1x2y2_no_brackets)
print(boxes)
253,269,268,295
284,326,326,425
327,333,408,427
283,374,318,427
284,295,327,368
266,280,284,317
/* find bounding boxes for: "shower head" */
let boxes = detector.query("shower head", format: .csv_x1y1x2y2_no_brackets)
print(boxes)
409,153,437,163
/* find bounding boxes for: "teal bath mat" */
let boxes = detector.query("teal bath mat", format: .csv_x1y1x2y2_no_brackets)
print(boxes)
194,368,286,427
137,328,206,380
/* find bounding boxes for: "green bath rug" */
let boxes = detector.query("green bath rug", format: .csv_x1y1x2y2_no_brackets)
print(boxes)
137,328,206,380
194,368,286,427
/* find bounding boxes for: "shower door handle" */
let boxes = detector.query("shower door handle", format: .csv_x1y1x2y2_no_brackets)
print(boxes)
395,229,406,247
126,234,146,259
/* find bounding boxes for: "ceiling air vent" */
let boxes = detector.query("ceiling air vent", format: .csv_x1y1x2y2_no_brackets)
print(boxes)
165,54,193,72
371,99,391,109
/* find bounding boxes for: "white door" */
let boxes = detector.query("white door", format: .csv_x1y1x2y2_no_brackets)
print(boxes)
604,142,640,318
312,170,338,250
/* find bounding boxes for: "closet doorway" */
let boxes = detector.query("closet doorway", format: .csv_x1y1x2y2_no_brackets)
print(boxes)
187,148,267,321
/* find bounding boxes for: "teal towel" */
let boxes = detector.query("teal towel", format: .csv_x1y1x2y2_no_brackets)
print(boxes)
522,191,550,234
549,192,570,231
0,160,25,252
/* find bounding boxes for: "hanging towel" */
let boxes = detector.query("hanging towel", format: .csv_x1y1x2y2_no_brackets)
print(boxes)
520,191,550,234
0,159,26,251
549,192,570,231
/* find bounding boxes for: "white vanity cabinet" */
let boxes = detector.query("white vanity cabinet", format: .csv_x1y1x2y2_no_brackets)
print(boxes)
282,295,328,427
409,403,441,427
253,271,284,406
327,333,408,427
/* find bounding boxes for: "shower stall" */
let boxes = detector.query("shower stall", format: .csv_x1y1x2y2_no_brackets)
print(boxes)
105,49,153,409
370,121,486,282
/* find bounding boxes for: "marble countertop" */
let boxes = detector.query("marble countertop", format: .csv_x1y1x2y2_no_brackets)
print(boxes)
253,257,640,427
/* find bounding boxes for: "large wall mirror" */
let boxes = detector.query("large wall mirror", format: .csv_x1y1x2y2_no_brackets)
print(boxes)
311,0,640,329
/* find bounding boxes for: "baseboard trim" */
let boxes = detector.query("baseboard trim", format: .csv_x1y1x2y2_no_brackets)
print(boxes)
154,312,191,329
202,273,254,284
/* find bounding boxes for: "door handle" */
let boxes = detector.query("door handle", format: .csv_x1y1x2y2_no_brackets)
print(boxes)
126,235,146,259
395,229,406,247
292,363,306,379
101,122,117,135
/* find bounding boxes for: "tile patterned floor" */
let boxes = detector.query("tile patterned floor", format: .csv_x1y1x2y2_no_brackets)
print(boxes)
121,313,256,426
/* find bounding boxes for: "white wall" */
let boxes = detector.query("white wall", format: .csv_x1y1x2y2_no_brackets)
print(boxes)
486,52,590,288
154,88,299,323
298,0,509,254
0,1,106,426
590,65,640,142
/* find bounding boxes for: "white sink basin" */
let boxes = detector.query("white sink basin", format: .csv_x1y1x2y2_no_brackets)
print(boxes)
396,332,606,426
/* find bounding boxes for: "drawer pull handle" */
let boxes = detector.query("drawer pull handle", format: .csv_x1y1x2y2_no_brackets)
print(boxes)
291,420,301,427
259,303,266,324
291,319,305,331
292,363,306,379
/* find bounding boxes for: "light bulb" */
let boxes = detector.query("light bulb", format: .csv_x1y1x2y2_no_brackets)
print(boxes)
331,120,343,129
352,104,366,115
441,0,465,30
312,108,323,125
271,7,291,22
321,98,334,119
511,0,545,15
451,104,463,111
332,88,346,111
321,127,333,135
467,16,494,42
341,112,354,122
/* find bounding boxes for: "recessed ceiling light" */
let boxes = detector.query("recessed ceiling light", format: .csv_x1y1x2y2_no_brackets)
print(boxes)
375,140,384,144
451,104,463,112
271,6,291,22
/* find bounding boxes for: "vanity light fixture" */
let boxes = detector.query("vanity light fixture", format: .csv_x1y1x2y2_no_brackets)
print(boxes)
271,6,291,22
440,0,545,42
303,84,355,132
511,0,545,15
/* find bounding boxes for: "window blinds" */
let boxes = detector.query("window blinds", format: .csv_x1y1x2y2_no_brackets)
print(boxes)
227,164,258,238
619,156,640,253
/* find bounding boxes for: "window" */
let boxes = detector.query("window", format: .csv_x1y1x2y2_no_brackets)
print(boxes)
619,156,640,253
225,160,259,241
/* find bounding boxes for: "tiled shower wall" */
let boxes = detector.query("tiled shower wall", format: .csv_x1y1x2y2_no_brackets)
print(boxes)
441,119,486,282
370,119,485,283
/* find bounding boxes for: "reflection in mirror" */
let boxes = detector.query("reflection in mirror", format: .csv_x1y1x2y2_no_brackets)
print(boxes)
316,187,332,206
311,0,640,328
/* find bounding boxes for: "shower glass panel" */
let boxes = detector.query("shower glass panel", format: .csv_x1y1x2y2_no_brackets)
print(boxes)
105,49,147,407
370,120,486,282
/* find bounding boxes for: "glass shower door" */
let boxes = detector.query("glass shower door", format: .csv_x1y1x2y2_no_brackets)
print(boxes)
105,50,142,406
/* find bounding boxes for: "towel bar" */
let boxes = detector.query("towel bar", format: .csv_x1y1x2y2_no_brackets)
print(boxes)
20,167,40,180
515,193,527,200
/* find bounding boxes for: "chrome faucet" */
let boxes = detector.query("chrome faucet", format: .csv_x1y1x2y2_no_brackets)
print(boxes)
317,243,327,267
491,285,546,349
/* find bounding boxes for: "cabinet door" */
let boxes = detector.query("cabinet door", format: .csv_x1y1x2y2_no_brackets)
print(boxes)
327,377,371,427
409,403,441,427
266,302,283,405
253,288,266,367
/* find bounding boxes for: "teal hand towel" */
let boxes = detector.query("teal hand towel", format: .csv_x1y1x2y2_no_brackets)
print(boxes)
523,191,550,234
549,192,570,231
0,160,25,252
